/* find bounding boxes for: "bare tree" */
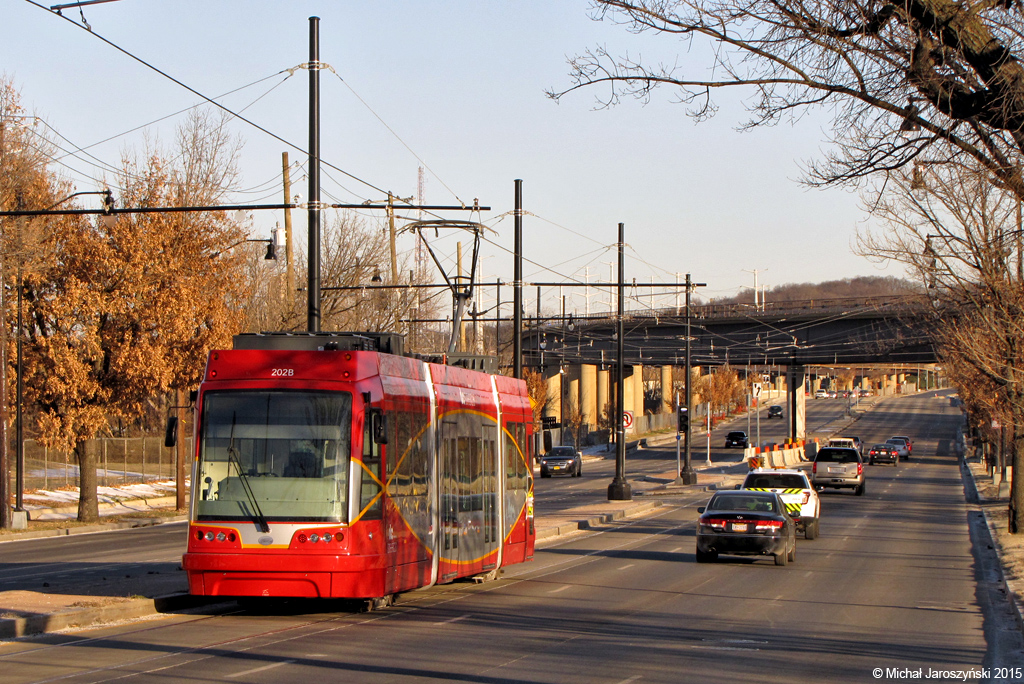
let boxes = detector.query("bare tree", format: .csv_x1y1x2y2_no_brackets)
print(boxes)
550,2,1024,200
860,161,1024,529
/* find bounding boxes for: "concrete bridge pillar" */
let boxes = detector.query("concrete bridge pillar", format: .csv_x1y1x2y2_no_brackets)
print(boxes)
581,364,598,430
564,364,581,420
633,364,645,420
597,367,610,427
660,365,673,413
544,368,562,423
623,369,635,429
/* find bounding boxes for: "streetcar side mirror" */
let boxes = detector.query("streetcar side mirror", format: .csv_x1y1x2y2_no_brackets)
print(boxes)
372,411,389,445
164,416,178,448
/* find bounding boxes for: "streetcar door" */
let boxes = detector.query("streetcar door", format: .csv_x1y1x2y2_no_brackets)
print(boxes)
481,423,500,571
439,418,461,582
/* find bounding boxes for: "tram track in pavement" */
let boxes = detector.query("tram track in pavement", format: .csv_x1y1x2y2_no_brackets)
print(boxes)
0,503,700,684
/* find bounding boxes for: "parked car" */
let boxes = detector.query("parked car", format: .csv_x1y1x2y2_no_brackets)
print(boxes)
741,468,821,539
868,443,899,466
696,490,796,566
889,435,914,460
885,438,910,461
724,431,749,448
811,447,865,495
539,446,582,478
767,405,784,419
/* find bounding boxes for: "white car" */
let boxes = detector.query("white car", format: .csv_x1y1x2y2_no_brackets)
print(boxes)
741,468,821,539
814,389,829,399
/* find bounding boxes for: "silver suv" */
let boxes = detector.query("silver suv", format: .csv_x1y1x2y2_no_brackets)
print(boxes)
811,447,865,495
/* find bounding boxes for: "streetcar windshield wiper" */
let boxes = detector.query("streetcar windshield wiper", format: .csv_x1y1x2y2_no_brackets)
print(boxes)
226,413,270,533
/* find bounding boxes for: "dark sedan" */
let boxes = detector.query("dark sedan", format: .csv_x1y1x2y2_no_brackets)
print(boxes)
695,490,797,566
868,443,899,466
539,446,582,478
724,431,749,448
767,405,784,419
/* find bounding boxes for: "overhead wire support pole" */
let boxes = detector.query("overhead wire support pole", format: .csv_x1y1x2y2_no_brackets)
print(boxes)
307,16,322,333
680,273,707,485
513,180,523,380
608,222,632,501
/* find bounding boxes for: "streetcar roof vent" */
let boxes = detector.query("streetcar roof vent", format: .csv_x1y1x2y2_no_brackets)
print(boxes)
233,332,405,355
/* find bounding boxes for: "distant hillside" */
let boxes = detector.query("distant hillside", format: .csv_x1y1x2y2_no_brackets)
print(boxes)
708,276,921,306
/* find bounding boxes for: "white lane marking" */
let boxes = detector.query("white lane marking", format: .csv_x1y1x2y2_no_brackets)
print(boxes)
670,547,683,553
434,614,472,625
619,564,635,571
226,659,295,678
548,585,571,594
615,676,643,684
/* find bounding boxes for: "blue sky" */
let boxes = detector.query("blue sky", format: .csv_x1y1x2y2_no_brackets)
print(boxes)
2,1,898,315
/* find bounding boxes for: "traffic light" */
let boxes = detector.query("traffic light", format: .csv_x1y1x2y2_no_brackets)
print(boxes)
678,409,689,432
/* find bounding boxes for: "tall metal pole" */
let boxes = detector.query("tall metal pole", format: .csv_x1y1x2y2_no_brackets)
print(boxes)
609,222,632,500
513,179,523,379
282,151,294,307
680,273,697,484
15,274,23,512
307,16,321,332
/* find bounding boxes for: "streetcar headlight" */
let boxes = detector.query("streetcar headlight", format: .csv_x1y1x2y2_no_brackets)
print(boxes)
322,533,333,543
216,532,226,542
204,531,214,541
309,533,320,543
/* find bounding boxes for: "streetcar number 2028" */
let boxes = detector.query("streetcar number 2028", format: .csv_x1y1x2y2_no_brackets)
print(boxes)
271,368,294,377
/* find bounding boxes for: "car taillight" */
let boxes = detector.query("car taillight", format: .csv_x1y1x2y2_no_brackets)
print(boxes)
699,517,727,529
857,463,863,476
801,492,810,504
755,520,784,530
812,462,817,474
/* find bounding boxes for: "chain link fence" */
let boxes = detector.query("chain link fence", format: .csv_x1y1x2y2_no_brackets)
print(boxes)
19,437,175,491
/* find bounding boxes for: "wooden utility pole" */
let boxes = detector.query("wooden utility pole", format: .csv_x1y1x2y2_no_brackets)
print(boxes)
387,193,398,284
282,152,294,305
457,242,466,352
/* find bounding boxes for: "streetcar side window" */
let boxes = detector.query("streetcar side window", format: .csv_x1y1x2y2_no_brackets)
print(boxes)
360,409,383,520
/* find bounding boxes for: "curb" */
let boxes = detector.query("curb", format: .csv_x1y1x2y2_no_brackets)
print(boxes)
0,515,189,544
535,500,663,541
0,592,217,640
962,457,1024,635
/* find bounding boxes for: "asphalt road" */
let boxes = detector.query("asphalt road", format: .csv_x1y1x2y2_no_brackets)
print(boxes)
1,390,1022,682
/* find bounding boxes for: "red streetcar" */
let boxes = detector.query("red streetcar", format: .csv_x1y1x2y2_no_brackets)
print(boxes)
179,332,535,603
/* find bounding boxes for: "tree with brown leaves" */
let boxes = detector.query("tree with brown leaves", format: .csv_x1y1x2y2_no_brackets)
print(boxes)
22,110,248,522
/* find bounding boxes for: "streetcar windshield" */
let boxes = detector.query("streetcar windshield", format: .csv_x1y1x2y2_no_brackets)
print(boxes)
195,391,352,523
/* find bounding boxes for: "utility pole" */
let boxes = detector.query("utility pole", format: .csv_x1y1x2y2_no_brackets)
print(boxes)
307,16,322,332
513,179,523,379
282,151,294,306
609,222,632,501
387,193,399,284
457,241,466,352
680,273,707,484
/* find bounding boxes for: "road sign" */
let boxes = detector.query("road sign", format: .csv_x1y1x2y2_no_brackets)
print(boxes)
752,383,762,398
623,410,634,429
